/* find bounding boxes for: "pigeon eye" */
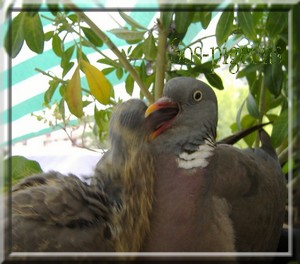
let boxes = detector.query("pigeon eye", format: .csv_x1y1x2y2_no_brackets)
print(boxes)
193,90,203,102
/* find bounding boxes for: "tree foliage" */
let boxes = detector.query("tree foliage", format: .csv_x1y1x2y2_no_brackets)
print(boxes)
4,3,296,175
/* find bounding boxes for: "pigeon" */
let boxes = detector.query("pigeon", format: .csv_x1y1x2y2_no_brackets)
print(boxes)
143,77,286,253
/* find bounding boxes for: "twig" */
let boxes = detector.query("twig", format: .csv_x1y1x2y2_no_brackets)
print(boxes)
154,13,168,100
255,73,266,147
72,8,154,103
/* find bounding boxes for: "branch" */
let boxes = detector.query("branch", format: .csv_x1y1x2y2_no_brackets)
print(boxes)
74,9,154,103
255,73,266,147
154,13,168,100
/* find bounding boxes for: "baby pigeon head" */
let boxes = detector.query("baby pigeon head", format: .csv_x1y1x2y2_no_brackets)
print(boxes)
108,99,179,151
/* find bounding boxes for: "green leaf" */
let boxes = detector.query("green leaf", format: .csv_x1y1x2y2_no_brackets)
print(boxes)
271,108,288,148
204,73,224,90
236,64,262,79
97,58,119,68
246,92,260,118
47,4,59,16
237,12,257,40
125,74,134,96
236,99,246,130
62,62,74,78
109,28,146,41
4,156,43,187
175,11,195,34
130,42,144,59
45,31,54,41
82,26,103,47
68,13,78,23
102,67,115,75
241,115,257,147
119,12,147,30
266,12,288,39
61,45,75,77
143,33,157,61
4,12,25,58
44,79,59,105
116,67,123,80
59,98,65,121
52,33,63,57
162,11,174,30
196,12,212,29
23,12,44,54
216,12,234,47
264,64,283,97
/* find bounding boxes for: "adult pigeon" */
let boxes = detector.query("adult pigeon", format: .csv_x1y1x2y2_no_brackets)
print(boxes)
143,77,286,253
8,99,169,253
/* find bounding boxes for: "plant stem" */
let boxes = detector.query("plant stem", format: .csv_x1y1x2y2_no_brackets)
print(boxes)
154,12,168,100
35,68,91,95
255,73,266,147
74,9,154,103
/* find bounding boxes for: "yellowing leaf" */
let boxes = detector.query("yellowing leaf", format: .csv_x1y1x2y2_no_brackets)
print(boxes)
81,60,111,105
65,65,83,118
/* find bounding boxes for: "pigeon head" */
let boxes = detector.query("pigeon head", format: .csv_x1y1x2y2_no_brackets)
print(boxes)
109,99,177,147
145,77,218,153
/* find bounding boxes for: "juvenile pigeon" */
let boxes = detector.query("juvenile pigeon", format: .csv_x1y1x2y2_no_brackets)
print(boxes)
8,99,169,253
91,98,171,252
10,171,113,252
143,77,286,253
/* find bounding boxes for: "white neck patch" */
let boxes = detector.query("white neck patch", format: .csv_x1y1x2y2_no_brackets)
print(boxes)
177,140,215,170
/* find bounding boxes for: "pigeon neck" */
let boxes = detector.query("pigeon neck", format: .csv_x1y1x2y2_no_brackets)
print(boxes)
114,147,155,252
177,139,215,170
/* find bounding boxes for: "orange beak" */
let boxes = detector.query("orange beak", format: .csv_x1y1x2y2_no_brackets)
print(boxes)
145,98,179,140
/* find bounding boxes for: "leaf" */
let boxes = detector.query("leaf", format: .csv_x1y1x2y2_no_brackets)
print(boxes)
59,98,65,121
23,12,44,54
216,12,234,47
102,67,115,75
81,60,111,105
119,12,147,30
116,67,123,80
44,30,54,41
162,11,174,30
52,33,63,57
198,12,212,29
44,79,59,105
266,12,288,39
65,65,83,118
237,12,257,40
204,73,224,90
4,12,25,58
175,11,195,34
109,28,146,41
143,33,157,61
4,156,43,187
47,3,59,16
236,99,246,130
241,115,257,147
125,74,134,95
62,62,75,78
130,42,144,59
82,26,103,47
246,92,260,118
264,64,283,97
236,64,262,79
271,108,288,148
61,45,75,77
